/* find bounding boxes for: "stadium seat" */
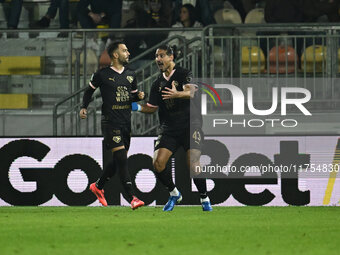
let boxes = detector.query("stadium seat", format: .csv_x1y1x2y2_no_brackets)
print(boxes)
0,56,42,75
0,94,31,109
301,45,326,73
269,45,297,74
214,8,242,24
212,45,223,76
241,46,265,74
244,8,265,24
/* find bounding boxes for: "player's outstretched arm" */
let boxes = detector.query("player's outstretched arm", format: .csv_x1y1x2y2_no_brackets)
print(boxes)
140,104,158,113
131,103,158,113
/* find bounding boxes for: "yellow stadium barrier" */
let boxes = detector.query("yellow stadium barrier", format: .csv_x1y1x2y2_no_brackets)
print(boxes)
0,94,31,109
0,56,42,75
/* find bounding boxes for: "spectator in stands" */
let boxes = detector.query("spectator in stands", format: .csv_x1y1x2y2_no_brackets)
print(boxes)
77,0,123,29
168,4,203,46
173,0,214,26
144,0,172,27
195,0,215,25
264,0,340,23
123,2,164,59
33,0,69,29
0,0,22,29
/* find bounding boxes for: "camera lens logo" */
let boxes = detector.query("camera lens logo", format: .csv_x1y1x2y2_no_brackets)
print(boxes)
197,82,223,106
197,82,223,107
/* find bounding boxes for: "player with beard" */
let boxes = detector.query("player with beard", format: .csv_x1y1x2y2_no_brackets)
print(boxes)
80,42,145,209
133,45,212,211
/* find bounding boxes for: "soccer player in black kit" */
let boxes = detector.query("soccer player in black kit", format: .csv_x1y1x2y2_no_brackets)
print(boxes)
133,45,212,211
80,42,145,210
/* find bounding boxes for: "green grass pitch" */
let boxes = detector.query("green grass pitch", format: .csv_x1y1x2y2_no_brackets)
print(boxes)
0,206,339,255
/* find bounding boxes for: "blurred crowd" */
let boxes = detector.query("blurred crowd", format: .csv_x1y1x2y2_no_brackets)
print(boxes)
1,0,339,43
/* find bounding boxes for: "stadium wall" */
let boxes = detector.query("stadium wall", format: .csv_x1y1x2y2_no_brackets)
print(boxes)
0,137,339,206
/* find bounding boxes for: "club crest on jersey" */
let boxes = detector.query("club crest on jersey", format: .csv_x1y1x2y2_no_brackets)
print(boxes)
112,136,121,143
126,76,134,83
108,77,115,82
173,81,179,87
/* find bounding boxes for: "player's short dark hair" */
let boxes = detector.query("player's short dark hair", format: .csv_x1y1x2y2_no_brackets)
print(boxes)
157,44,174,56
107,41,125,59
157,44,176,59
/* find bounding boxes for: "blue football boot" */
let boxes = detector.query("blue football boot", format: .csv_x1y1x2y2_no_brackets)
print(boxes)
201,198,213,211
163,192,182,211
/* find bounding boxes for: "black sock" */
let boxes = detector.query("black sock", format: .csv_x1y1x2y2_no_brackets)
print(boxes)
155,168,176,191
96,160,116,190
193,178,207,199
114,149,134,203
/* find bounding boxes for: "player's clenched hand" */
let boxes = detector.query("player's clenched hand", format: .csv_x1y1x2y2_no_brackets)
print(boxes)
162,81,179,99
138,91,145,100
79,108,87,119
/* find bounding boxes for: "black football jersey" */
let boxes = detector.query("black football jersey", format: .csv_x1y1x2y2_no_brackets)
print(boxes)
90,66,137,126
147,65,202,134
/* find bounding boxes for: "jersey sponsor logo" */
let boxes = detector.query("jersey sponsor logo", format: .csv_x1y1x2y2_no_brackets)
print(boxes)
116,86,130,102
126,76,134,83
112,105,131,110
112,136,121,143
108,77,115,82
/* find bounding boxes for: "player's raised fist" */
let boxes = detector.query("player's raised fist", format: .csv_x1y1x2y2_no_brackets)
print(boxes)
138,91,145,100
79,108,87,119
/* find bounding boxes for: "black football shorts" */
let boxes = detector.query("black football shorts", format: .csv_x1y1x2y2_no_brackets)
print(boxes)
154,127,204,153
101,121,131,151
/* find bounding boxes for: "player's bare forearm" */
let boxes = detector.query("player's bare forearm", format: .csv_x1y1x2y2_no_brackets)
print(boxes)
175,90,191,99
140,105,158,113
